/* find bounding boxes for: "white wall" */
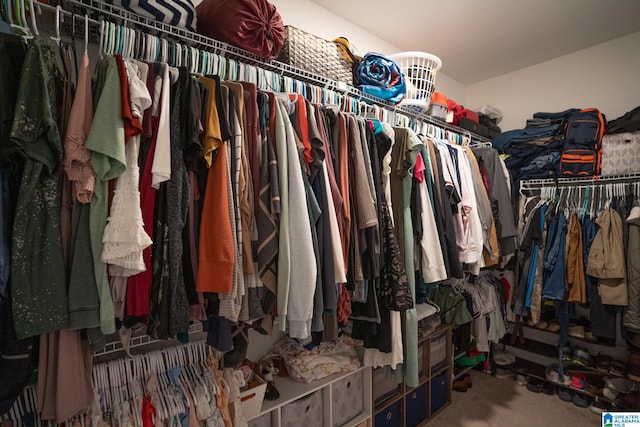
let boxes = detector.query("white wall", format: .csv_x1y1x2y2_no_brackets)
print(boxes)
465,31,640,131
269,0,467,103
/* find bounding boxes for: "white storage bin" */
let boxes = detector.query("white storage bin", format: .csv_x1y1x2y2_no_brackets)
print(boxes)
240,376,267,420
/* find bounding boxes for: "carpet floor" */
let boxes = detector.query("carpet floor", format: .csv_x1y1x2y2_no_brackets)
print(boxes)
434,370,602,427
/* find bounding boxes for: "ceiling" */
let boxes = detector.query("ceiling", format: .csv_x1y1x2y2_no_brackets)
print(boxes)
310,0,640,84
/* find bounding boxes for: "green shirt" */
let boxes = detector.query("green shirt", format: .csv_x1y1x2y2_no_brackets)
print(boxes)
85,56,126,335
10,36,68,339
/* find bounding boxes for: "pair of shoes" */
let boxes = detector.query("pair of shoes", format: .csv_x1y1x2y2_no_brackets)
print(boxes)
568,324,586,339
495,366,514,379
545,364,572,386
526,378,545,393
610,360,628,377
628,352,640,382
558,388,574,402
571,346,593,367
546,321,560,333
515,374,529,386
590,398,609,414
493,350,516,366
584,375,605,396
453,375,472,392
572,393,591,408
616,391,640,410
594,354,612,373
605,376,636,394
261,369,281,401
542,383,556,395
570,374,586,390
561,344,573,362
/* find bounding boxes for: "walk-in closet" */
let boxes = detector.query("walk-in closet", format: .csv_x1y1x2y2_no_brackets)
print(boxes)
2,1,640,426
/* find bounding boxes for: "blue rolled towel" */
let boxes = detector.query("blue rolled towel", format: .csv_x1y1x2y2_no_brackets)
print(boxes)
354,53,406,104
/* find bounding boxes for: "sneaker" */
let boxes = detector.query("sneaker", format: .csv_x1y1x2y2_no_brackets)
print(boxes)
526,379,544,393
546,366,572,386
572,393,591,408
515,374,529,386
558,388,574,402
570,374,586,390
542,383,555,395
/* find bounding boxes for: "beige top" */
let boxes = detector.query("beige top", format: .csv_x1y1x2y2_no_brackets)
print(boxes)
64,52,95,203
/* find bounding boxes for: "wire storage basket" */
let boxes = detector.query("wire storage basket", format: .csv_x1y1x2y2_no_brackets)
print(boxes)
277,26,354,84
389,51,442,112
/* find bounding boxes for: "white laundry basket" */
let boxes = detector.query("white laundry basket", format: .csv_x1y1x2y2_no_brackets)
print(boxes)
389,51,442,112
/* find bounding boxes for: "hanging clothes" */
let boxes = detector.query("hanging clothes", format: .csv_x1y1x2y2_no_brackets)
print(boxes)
624,205,640,333
10,36,69,339
566,213,587,303
587,207,628,306
86,55,127,335
196,76,234,295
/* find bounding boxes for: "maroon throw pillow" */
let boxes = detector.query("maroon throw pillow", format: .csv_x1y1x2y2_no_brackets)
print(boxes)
196,0,284,60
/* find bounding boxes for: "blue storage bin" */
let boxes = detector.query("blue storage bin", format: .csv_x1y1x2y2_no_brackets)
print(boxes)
405,384,428,427
430,372,449,414
375,401,400,427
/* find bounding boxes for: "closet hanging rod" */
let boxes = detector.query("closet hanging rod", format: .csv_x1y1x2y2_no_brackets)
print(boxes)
519,172,640,192
49,0,488,143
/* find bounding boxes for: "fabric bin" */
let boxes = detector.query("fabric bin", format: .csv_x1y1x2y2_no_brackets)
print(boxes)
281,390,323,427
374,401,400,427
601,131,640,176
405,384,429,427
429,332,447,370
248,412,271,427
332,371,364,427
373,368,401,405
430,372,449,414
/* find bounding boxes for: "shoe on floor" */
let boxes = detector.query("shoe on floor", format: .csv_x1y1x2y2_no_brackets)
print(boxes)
590,398,609,415
558,388,574,402
453,376,469,392
495,366,514,379
460,373,473,389
572,393,591,408
526,378,544,393
515,374,529,386
542,383,555,395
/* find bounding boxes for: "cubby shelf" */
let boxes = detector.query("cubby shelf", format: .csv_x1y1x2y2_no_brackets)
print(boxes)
372,325,452,426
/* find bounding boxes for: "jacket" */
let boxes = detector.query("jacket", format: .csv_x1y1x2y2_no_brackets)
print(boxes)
624,206,640,331
587,208,628,306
